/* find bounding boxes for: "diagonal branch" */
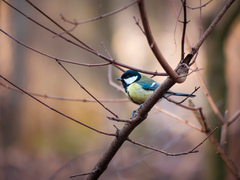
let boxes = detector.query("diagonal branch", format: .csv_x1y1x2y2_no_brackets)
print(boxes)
138,0,180,82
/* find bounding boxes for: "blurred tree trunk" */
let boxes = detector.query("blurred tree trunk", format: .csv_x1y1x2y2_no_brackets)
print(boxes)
0,2,27,179
225,16,240,180
204,3,240,180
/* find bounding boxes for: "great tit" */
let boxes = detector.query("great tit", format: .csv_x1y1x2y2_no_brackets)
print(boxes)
117,70,195,105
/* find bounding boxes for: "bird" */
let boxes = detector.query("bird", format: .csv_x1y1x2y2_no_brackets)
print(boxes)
117,70,195,105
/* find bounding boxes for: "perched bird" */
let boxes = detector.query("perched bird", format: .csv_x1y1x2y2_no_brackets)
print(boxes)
117,70,195,105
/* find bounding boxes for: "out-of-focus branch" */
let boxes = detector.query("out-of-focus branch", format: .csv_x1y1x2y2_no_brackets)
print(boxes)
196,71,225,124
182,0,236,65
61,0,139,25
227,109,240,126
25,0,94,51
127,138,199,156
208,132,240,178
155,107,202,132
0,81,128,102
0,75,116,137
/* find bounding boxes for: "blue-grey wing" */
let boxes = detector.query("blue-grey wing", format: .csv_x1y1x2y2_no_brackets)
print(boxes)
141,82,159,91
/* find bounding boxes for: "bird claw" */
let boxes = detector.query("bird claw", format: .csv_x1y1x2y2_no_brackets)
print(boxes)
131,104,143,118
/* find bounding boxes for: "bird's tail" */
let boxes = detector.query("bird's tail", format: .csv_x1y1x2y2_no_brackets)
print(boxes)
165,90,196,98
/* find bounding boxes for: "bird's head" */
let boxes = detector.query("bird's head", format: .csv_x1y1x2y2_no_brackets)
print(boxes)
117,70,141,88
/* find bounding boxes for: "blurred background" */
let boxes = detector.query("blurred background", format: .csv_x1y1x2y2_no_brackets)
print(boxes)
0,0,240,179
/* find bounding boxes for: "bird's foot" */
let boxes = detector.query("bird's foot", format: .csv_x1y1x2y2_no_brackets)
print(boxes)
131,104,143,119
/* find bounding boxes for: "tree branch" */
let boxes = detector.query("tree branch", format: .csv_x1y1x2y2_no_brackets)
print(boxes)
182,0,236,65
138,0,180,82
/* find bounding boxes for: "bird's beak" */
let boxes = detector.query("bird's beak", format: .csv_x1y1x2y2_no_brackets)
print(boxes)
116,78,122,81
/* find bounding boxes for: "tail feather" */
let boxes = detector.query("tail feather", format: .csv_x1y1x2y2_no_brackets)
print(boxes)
165,90,195,98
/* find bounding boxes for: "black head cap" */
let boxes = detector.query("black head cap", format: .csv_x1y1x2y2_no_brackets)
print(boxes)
117,70,141,88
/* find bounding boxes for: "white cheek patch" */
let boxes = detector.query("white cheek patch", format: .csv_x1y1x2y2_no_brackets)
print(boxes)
124,76,138,85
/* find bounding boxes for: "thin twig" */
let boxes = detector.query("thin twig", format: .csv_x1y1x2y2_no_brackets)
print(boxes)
195,71,225,124
164,86,199,104
208,130,240,178
107,117,133,124
188,100,208,133
61,0,139,25
127,138,198,156
138,0,180,82
25,0,94,51
154,106,202,132
0,75,115,137
0,29,109,67
0,81,128,103
227,109,240,126
70,171,94,178
191,126,218,151
181,0,187,61
128,127,217,156
55,60,119,118
133,16,145,35
187,0,213,10
101,42,125,92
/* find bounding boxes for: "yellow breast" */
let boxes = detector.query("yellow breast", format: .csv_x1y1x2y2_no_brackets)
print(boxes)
125,83,154,105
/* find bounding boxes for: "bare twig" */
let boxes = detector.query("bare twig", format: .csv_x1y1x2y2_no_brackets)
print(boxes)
25,0,94,51
154,106,202,132
55,60,119,118
181,0,187,61
187,0,213,10
164,86,199,104
0,75,115,137
195,71,225,124
128,126,218,156
0,81,128,102
188,100,208,133
101,42,125,92
0,29,111,67
107,117,133,124
227,109,240,126
127,138,198,156
208,131,240,178
70,171,95,178
61,0,139,25
133,16,145,35
138,0,180,82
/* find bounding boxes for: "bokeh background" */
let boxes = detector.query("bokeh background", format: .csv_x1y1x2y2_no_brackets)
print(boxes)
0,0,240,179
